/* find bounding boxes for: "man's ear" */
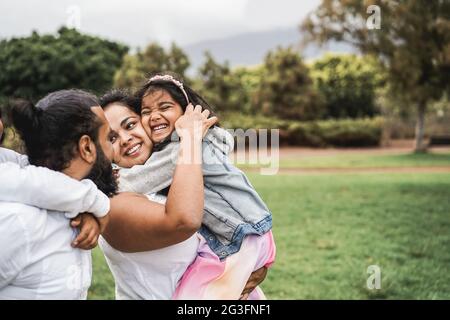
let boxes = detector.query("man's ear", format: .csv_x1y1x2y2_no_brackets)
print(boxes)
78,135,97,164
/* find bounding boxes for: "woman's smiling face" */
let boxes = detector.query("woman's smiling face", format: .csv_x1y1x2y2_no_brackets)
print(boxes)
103,103,152,168
140,90,184,143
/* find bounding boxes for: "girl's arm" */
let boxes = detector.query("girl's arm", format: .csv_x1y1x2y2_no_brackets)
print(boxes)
118,127,233,195
0,161,110,219
102,105,217,252
0,147,29,166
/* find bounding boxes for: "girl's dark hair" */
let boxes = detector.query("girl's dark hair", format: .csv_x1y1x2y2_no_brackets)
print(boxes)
11,89,102,171
135,72,216,117
99,88,141,114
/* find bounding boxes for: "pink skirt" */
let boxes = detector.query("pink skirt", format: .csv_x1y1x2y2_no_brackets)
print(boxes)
173,231,276,300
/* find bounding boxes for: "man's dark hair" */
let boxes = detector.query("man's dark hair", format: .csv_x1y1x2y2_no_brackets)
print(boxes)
11,89,101,171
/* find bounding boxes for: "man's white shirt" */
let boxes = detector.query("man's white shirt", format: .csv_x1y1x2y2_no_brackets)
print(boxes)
0,147,109,299
0,202,92,299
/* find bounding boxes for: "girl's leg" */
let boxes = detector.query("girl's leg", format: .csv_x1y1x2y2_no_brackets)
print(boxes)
173,231,276,300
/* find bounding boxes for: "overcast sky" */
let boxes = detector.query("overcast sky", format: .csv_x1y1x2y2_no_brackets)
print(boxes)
0,0,320,47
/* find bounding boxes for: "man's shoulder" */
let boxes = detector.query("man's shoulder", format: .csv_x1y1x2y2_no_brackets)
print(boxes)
0,201,45,229
0,201,42,213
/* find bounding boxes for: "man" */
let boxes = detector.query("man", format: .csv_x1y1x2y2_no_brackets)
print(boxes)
0,90,115,299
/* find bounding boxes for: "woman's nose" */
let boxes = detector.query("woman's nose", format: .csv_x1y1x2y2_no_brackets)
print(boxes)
119,131,132,146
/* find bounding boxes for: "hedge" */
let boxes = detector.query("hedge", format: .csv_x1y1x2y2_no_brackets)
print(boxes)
220,112,384,147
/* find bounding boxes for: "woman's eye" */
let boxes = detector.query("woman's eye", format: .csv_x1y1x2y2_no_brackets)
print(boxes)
141,110,150,116
126,122,136,130
110,135,117,144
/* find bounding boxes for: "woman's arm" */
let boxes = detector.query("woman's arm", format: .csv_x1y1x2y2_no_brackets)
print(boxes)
102,105,217,252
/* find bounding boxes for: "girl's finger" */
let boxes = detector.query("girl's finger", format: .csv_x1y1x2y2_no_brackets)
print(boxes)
185,104,194,114
78,229,96,249
193,104,202,113
72,227,91,247
201,109,210,119
71,219,81,228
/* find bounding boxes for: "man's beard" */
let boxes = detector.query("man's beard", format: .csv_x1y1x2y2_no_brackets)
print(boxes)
85,143,118,198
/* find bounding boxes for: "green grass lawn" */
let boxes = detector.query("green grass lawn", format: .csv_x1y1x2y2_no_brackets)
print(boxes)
237,151,450,169
88,172,450,299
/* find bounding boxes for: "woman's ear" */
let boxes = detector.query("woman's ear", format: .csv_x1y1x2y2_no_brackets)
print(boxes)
78,134,97,164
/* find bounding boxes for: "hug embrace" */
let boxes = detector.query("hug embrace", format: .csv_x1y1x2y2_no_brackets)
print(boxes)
0,73,276,300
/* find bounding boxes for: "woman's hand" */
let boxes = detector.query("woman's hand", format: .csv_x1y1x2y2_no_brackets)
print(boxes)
175,104,218,141
70,213,101,250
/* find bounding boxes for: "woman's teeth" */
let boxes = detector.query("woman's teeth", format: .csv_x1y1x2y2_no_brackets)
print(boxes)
126,144,141,156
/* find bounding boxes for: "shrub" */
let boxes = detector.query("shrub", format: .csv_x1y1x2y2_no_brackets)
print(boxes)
220,112,384,147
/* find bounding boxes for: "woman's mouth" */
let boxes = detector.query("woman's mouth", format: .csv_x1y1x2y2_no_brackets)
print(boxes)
125,143,142,156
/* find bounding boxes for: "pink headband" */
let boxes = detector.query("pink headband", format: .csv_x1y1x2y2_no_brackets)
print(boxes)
147,74,190,105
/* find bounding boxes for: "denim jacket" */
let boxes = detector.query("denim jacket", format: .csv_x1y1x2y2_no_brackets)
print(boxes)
119,127,273,259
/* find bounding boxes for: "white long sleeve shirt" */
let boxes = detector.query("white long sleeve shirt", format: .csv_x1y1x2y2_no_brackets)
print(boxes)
0,148,110,299
0,202,92,299
0,148,110,219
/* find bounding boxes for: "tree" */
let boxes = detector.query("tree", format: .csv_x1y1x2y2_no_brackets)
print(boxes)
233,65,265,114
311,53,384,119
256,46,324,121
167,43,190,78
196,51,244,113
114,42,190,88
302,0,450,152
0,27,128,100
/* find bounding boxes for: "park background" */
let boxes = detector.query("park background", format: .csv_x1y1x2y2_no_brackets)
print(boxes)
0,0,449,299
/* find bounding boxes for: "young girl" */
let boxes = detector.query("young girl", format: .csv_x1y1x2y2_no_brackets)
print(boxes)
116,74,276,299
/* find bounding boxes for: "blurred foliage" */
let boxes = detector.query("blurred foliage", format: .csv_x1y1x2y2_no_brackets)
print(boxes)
114,42,190,88
3,12,447,149
286,117,384,147
0,27,128,100
194,51,246,113
255,46,325,121
302,0,450,151
311,54,385,119
221,112,383,147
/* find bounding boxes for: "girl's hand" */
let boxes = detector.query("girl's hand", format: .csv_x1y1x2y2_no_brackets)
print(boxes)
70,213,100,250
175,104,218,141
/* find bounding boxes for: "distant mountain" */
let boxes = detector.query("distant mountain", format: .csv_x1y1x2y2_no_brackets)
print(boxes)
183,27,357,73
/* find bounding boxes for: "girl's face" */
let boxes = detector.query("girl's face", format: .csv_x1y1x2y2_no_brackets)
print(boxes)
140,90,184,143
104,103,153,168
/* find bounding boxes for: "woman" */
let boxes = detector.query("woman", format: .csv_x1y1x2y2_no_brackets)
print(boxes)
98,89,268,300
